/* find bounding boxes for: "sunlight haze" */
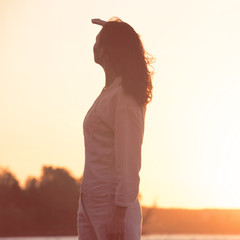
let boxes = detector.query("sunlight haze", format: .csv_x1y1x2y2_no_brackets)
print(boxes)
0,0,240,209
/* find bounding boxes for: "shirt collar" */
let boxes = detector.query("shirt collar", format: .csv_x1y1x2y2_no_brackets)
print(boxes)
102,76,122,93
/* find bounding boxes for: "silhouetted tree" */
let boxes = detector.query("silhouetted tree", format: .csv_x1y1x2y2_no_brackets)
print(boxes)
32,166,80,235
0,168,24,235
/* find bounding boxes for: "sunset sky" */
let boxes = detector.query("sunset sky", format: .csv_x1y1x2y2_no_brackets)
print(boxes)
0,0,240,209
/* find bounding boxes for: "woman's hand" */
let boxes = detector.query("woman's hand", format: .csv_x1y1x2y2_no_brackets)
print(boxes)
107,205,127,240
91,18,106,26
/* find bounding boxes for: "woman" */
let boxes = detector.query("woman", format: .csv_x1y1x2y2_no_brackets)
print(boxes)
77,17,154,240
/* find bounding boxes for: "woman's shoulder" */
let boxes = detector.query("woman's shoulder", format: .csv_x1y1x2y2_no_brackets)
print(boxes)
98,77,145,112
105,84,137,108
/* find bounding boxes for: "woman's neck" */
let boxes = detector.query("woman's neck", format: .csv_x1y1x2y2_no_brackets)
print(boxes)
104,66,119,88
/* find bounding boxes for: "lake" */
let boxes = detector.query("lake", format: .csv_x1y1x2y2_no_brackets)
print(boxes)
1,235,240,240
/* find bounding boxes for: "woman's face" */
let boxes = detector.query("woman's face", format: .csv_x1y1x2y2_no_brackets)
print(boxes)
93,32,104,66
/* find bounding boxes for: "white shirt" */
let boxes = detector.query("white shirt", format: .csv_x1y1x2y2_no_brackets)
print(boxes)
80,76,146,207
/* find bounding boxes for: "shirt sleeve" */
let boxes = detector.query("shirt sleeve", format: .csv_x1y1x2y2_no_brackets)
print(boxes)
114,94,145,207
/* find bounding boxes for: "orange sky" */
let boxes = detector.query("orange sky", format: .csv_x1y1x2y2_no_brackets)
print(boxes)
0,0,240,209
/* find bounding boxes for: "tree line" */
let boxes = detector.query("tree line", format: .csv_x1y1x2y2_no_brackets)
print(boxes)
0,165,152,237
1,166,240,236
0,166,81,236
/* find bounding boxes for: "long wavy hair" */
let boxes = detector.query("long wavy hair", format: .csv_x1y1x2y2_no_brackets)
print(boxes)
98,17,155,107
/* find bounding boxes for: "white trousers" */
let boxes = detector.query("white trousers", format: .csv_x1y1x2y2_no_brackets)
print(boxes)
77,192,142,240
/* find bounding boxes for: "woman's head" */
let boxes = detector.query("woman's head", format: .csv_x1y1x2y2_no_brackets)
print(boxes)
94,17,154,107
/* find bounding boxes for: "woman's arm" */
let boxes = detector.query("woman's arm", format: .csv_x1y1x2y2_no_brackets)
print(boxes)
114,98,144,207
107,95,145,239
